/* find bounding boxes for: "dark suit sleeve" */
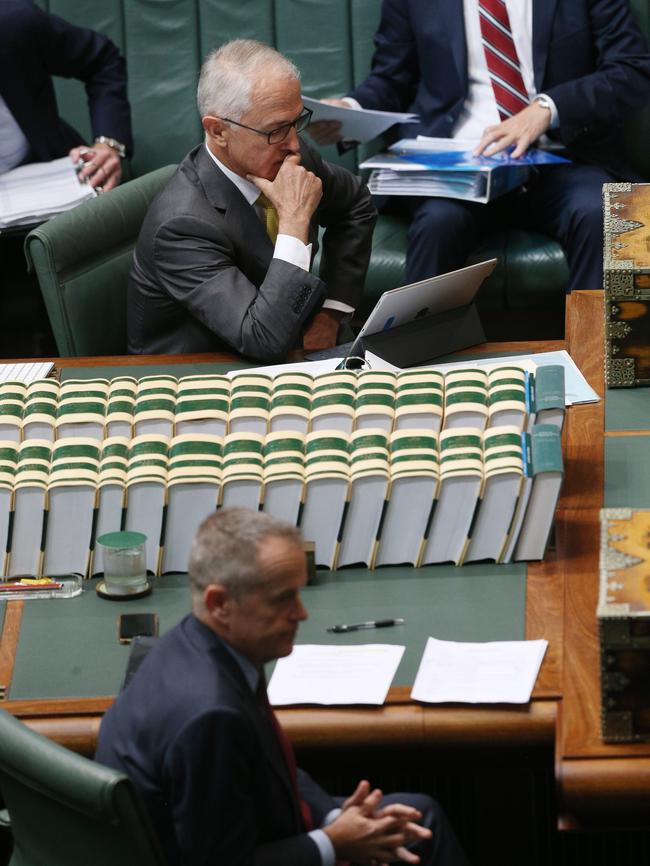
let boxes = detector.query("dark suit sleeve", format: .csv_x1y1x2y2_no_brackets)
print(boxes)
348,0,420,113
149,212,326,361
544,0,650,145
303,144,377,309
30,1,133,154
164,709,321,866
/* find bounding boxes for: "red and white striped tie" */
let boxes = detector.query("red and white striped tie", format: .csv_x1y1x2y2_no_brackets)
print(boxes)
478,0,529,120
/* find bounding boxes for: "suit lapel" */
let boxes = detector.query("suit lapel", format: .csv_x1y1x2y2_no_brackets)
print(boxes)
193,146,274,271
532,0,559,89
436,0,468,95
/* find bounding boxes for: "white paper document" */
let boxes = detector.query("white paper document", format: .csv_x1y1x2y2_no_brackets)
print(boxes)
414,349,598,406
302,96,418,143
227,358,346,379
0,157,95,229
411,637,548,704
0,361,55,384
268,643,405,706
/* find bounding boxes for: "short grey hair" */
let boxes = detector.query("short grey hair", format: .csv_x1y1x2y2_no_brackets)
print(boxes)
189,507,303,601
197,39,301,121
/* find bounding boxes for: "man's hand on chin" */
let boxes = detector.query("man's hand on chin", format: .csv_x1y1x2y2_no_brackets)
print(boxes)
302,309,342,351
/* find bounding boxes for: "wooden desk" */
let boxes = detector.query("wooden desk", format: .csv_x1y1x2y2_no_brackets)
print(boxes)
0,334,602,808
556,292,650,824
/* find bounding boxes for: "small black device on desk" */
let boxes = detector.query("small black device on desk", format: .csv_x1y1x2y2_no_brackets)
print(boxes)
118,612,159,644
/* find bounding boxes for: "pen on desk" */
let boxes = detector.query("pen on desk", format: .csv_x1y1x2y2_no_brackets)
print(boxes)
327,618,405,634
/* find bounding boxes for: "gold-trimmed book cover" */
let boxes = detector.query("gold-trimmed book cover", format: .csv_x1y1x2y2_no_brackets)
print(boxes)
603,182,650,388
598,507,650,742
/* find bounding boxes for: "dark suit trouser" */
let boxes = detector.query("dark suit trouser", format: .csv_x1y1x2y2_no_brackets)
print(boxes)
403,163,617,293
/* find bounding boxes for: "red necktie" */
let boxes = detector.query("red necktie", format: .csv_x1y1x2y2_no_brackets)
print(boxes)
478,0,529,120
256,675,313,831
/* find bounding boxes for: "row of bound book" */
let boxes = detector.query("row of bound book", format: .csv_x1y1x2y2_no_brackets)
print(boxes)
0,418,563,579
0,363,564,443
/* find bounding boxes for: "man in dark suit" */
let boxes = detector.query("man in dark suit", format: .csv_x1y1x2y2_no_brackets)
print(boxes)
127,39,376,360
96,508,469,866
0,0,132,190
310,0,650,291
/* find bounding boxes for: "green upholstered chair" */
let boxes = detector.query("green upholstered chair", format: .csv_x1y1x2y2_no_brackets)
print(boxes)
36,0,650,332
24,165,176,357
0,708,166,866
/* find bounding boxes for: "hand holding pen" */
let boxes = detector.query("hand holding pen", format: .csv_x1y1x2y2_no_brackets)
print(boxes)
70,142,121,193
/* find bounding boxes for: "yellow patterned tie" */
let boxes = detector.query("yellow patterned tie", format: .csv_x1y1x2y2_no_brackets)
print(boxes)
256,193,279,245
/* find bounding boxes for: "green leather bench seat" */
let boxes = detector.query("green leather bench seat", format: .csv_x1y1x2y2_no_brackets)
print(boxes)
33,0,650,332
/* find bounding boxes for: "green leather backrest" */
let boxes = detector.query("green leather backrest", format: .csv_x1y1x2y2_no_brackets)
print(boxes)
24,164,176,356
0,709,166,866
35,0,650,178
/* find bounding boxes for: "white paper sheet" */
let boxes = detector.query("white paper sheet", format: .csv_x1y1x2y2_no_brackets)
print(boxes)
0,157,95,229
0,361,55,384
268,643,405,706
412,349,598,405
303,96,418,143
226,358,346,378
411,636,548,704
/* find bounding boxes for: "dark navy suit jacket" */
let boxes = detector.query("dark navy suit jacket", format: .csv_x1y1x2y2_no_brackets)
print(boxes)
96,615,336,866
0,0,132,162
351,0,650,175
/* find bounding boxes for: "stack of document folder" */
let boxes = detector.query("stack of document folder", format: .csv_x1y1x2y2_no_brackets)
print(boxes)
0,157,96,230
360,137,570,203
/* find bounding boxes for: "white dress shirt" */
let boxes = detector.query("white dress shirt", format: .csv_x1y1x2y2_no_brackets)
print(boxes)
345,0,558,138
0,94,30,175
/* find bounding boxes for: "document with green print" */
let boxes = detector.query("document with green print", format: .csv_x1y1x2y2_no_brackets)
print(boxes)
262,432,305,526
0,441,18,576
229,374,272,436
124,434,169,575
354,371,396,433
42,438,100,577
513,424,564,562
337,429,391,568
269,373,312,434
0,382,26,442
220,432,264,512
133,376,177,438
419,428,483,566
300,430,350,569
464,427,526,564
6,440,51,577
90,437,129,576
375,430,439,567
56,378,108,440
106,377,136,438
442,368,489,431
174,375,230,438
393,370,443,432
310,371,357,434
162,434,223,574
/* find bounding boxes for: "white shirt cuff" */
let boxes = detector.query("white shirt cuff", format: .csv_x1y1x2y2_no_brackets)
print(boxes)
308,829,336,866
322,299,355,315
342,96,362,111
536,93,559,129
274,234,311,271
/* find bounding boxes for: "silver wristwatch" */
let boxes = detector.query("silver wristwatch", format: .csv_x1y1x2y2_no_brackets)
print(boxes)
94,136,126,158
534,94,553,112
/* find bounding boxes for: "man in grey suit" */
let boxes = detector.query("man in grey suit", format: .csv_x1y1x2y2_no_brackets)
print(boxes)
127,39,377,360
96,508,469,866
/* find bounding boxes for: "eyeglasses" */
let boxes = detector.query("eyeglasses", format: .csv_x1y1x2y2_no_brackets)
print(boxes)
220,108,313,144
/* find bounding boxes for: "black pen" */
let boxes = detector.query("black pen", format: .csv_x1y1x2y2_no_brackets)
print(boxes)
327,618,405,634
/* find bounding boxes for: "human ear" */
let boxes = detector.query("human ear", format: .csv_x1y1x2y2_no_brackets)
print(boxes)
203,584,230,626
202,115,228,146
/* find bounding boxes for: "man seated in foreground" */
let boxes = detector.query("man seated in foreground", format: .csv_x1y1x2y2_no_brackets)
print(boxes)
96,508,469,866
127,39,377,359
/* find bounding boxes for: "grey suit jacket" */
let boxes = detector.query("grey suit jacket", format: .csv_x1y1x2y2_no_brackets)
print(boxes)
96,615,336,866
127,141,376,359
